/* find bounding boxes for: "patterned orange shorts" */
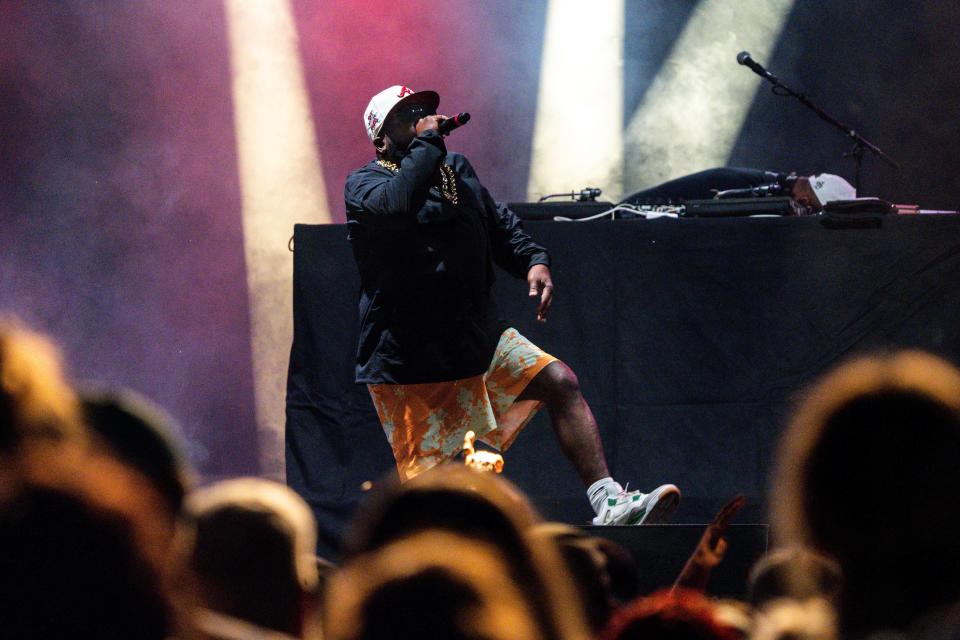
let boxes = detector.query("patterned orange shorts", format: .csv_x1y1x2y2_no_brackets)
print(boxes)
368,328,557,480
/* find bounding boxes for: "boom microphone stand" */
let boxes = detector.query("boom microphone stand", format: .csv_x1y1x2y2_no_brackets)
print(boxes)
736,51,900,193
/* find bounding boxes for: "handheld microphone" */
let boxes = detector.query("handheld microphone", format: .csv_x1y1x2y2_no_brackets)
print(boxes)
736,51,778,83
438,112,471,135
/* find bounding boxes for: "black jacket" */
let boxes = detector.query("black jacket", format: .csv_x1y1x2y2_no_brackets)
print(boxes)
345,131,550,384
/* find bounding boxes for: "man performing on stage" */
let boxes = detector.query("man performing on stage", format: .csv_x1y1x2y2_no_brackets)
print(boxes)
344,85,680,525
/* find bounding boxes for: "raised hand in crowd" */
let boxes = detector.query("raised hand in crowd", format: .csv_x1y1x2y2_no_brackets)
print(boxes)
673,494,746,592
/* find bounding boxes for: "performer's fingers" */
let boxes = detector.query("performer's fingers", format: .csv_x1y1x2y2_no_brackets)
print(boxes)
537,284,553,321
541,283,553,309
529,278,541,297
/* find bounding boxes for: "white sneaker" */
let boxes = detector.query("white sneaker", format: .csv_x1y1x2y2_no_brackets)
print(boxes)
591,483,681,526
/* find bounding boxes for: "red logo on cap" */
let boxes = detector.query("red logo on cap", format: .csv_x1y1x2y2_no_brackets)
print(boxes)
367,111,380,132
397,86,414,98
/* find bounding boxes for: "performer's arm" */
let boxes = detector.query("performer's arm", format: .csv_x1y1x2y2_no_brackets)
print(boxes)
458,157,553,320
345,131,446,225
457,158,550,277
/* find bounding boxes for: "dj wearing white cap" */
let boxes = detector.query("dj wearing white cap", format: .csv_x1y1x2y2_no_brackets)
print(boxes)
344,85,680,525
622,167,857,214
793,173,858,212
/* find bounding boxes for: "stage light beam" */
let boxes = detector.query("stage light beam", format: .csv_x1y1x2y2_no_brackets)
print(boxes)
622,0,795,194
225,0,330,480
527,0,625,202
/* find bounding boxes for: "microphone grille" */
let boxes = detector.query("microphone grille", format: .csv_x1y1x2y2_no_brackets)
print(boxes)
736,51,751,65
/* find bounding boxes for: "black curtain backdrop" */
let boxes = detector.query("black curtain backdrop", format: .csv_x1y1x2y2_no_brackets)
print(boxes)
287,214,960,559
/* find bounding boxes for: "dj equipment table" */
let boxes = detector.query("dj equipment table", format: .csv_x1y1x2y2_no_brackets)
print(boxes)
287,214,960,558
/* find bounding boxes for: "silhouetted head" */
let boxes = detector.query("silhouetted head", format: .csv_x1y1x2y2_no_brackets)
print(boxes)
327,531,551,640
81,388,190,513
531,522,638,634
175,477,320,637
773,351,960,633
80,388,192,571
0,485,168,638
344,465,540,561
342,465,589,639
601,589,741,640
0,320,86,494
751,597,837,640
748,546,842,608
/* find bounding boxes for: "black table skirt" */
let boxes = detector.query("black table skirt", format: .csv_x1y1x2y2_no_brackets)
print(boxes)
286,214,960,558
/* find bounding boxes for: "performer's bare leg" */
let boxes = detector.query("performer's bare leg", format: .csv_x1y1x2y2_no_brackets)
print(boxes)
517,361,609,485
519,360,680,525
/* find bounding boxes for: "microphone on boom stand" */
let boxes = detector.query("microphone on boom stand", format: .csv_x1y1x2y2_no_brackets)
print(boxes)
734,50,900,192
736,51,779,83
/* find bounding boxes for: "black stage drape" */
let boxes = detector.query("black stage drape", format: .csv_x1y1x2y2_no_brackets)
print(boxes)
286,214,960,559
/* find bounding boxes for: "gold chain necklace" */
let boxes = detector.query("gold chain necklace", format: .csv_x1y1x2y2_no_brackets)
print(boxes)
438,164,459,204
376,159,458,205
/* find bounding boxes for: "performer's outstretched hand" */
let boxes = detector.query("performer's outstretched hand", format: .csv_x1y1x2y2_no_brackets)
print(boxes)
527,264,553,323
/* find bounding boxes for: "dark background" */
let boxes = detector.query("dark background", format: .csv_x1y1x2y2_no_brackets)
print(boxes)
2,0,959,480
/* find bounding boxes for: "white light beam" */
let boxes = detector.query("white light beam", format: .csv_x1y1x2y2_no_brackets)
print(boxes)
623,0,796,194
527,0,625,202
225,0,330,480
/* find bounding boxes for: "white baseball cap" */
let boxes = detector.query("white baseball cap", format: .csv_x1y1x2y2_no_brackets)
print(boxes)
363,85,440,142
810,173,857,207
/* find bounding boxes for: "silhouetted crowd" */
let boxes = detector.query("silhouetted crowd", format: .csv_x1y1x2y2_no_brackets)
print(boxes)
4,318,960,640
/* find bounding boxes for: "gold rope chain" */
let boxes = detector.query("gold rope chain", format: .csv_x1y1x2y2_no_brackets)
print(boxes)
376,159,458,205
438,164,459,205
